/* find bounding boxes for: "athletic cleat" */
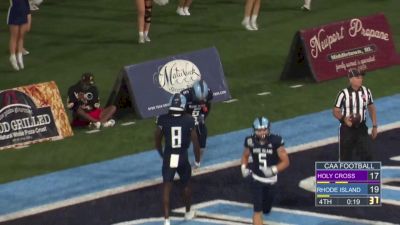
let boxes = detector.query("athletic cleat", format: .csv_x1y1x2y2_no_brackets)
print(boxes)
17,54,24,70
301,5,311,11
89,121,101,130
251,22,259,31
9,55,19,71
241,20,255,31
29,3,39,11
184,210,196,220
23,49,30,56
144,35,151,42
164,219,170,225
138,36,145,44
176,7,185,16
183,7,191,16
102,119,115,128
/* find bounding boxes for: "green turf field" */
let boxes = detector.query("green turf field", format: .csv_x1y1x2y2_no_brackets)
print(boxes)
0,0,399,183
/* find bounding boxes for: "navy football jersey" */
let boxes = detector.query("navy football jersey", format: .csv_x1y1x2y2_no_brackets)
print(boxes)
157,113,195,162
67,82,100,112
180,88,213,125
244,133,284,181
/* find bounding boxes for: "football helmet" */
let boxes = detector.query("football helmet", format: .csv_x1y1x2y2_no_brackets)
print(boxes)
253,117,270,131
169,93,186,111
192,80,208,102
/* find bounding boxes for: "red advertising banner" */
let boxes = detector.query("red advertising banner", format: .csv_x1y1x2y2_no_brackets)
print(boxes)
281,13,400,82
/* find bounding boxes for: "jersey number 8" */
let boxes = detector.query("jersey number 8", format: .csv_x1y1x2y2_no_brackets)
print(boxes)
171,127,182,148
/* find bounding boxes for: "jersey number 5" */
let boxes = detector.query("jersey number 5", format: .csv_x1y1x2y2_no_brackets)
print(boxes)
258,152,267,170
171,127,182,148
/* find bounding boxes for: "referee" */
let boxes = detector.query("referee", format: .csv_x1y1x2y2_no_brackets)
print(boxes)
332,69,378,161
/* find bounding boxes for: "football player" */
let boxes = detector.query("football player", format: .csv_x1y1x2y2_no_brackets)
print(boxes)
180,80,213,160
155,93,201,225
67,72,116,129
241,117,290,225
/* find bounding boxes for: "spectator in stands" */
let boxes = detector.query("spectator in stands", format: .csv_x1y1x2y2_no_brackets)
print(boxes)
136,0,152,44
67,72,116,129
176,0,192,16
7,0,30,71
301,0,312,11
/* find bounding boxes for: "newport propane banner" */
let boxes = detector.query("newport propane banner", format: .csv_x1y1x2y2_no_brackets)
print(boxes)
281,13,400,82
0,81,73,150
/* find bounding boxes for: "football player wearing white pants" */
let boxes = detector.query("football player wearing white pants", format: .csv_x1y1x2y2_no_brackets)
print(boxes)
241,117,290,225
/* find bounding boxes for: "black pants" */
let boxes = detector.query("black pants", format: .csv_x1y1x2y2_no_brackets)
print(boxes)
339,123,372,161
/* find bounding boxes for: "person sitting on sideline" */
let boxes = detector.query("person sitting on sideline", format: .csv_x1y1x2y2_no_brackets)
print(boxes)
67,72,116,129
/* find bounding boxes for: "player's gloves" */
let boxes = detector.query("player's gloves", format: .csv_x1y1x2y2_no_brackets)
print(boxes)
241,164,251,178
262,166,278,178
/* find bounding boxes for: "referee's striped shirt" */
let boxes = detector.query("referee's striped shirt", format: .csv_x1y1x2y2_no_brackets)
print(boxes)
334,86,374,123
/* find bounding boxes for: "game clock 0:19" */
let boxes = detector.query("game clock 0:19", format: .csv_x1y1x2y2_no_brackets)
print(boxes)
346,198,361,205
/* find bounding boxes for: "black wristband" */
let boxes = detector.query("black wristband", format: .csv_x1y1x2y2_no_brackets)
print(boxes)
372,125,378,128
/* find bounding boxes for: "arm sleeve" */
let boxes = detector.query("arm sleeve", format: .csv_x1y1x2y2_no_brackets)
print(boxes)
367,88,374,105
67,86,79,111
334,91,344,108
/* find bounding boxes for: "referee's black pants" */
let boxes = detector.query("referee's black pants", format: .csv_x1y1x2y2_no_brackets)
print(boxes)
339,123,372,161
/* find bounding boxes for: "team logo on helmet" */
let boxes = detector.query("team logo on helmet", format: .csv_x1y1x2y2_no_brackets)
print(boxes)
155,60,201,94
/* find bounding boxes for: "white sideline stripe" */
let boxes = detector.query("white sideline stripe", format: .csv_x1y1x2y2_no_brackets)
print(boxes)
121,121,136,126
112,216,248,225
382,185,400,191
382,185,400,206
174,199,394,225
257,92,271,96
173,200,289,225
1,122,399,222
85,129,100,134
13,145,29,149
223,98,238,103
290,84,303,88
390,155,400,161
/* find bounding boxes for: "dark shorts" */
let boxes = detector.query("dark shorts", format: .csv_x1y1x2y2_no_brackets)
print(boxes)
7,0,30,25
251,179,277,213
162,159,192,185
196,124,207,149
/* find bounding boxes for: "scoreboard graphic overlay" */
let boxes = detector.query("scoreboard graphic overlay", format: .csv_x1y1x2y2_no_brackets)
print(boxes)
315,162,381,207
